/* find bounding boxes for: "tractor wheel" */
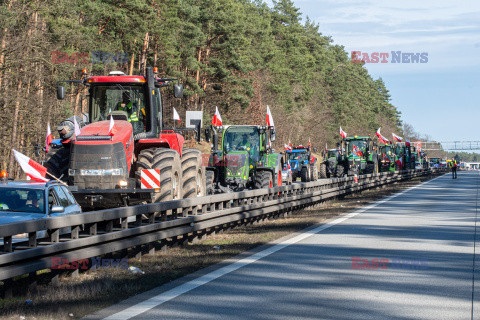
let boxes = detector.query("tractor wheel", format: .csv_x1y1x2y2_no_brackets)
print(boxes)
136,148,182,202
366,163,375,174
255,170,273,189
336,165,345,177
311,164,318,181
319,163,328,179
205,170,215,194
44,147,70,181
181,149,206,198
301,167,309,182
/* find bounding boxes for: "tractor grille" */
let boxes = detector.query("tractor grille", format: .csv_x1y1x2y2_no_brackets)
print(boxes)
225,153,247,177
68,142,128,189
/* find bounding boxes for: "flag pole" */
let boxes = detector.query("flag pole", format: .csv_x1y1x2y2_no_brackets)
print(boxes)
45,171,69,187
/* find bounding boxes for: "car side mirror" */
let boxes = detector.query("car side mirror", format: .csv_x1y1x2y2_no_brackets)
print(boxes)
270,129,276,142
51,205,65,214
57,86,65,100
174,84,183,98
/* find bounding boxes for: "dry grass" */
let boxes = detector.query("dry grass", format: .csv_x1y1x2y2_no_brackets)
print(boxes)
0,174,439,320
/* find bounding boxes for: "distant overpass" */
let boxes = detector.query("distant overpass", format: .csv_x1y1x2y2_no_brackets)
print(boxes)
421,141,480,151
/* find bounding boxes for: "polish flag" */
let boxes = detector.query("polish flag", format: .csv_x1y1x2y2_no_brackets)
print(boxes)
405,138,411,146
173,107,181,124
395,157,403,168
392,133,403,142
340,127,347,138
45,123,53,153
13,149,49,182
266,106,275,127
353,145,363,157
284,144,292,151
325,143,328,152
108,116,117,136
212,106,222,126
376,128,390,144
288,140,292,149
308,137,311,148
73,117,81,137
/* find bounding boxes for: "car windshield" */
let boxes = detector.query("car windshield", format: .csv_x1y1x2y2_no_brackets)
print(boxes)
223,127,259,152
347,140,367,154
0,188,45,214
90,85,146,122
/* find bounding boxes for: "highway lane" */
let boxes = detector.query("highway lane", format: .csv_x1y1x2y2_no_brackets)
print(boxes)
87,171,480,320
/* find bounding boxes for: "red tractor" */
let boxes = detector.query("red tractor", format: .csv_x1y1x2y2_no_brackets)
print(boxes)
47,67,206,209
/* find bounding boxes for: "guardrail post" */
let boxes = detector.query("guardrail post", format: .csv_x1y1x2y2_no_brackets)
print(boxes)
28,232,37,248
3,236,12,252
50,229,59,243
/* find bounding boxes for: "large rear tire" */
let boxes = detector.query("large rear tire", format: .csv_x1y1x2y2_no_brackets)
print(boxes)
336,165,345,177
301,167,309,182
255,170,273,189
205,170,215,194
311,164,318,181
366,163,375,174
181,149,206,198
136,148,182,202
319,163,328,179
44,147,70,181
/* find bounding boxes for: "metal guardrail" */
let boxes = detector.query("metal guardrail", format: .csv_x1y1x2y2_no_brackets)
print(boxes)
0,169,445,287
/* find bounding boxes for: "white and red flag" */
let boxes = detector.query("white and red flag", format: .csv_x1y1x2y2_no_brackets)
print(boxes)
288,140,292,149
308,137,311,148
392,133,403,143
212,106,222,126
266,106,275,127
352,145,363,157
325,143,328,152
284,144,292,151
340,127,347,138
13,149,49,182
405,138,411,146
173,107,181,125
395,157,403,168
73,117,81,137
108,116,117,136
45,123,53,153
376,128,390,144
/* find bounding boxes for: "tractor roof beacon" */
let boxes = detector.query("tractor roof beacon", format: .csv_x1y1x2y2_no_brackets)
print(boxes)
47,67,206,209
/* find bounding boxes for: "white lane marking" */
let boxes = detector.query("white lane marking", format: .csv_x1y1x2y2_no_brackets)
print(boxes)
102,173,446,320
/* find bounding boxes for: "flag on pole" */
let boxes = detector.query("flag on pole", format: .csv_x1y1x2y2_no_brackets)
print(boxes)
340,127,347,138
392,133,403,142
108,116,117,136
325,143,328,152
73,116,81,137
13,149,49,182
395,157,403,168
173,107,181,125
352,145,363,157
308,137,311,148
284,144,292,151
266,106,275,127
45,123,53,153
212,106,222,126
288,140,292,149
405,138,411,146
375,128,390,144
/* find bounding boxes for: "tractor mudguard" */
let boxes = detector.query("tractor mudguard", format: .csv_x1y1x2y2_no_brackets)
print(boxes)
136,132,185,156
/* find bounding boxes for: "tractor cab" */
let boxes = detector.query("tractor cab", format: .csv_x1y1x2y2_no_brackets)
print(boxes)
343,136,378,176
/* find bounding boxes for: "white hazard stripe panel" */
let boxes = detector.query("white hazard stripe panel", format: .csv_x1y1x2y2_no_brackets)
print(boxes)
141,169,160,189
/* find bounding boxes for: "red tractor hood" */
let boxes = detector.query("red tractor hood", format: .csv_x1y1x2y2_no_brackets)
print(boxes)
75,120,132,145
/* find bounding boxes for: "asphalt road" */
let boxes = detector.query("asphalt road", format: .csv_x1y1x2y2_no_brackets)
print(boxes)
88,171,480,320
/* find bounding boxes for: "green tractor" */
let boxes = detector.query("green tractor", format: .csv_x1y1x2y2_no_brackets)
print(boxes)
343,136,379,176
205,125,283,193
320,147,345,178
393,142,415,170
377,144,396,172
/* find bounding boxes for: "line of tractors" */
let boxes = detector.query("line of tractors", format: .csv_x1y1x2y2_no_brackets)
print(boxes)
41,67,429,211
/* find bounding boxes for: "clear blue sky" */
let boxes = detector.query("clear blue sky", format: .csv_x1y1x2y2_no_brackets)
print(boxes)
275,0,480,142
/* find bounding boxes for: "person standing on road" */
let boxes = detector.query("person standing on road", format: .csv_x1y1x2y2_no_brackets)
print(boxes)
451,159,458,179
